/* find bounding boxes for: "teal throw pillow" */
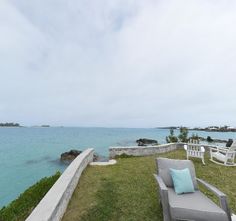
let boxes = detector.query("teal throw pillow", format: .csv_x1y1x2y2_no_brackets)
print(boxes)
170,168,195,194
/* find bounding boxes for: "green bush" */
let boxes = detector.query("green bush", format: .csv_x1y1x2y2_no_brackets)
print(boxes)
166,129,178,143
0,172,61,221
178,127,189,143
190,133,199,140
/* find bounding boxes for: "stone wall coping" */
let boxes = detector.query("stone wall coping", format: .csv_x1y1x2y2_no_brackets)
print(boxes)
109,143,176,150
26,148,94,221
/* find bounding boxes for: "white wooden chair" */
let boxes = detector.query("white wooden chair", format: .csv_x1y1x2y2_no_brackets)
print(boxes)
210,141,236,166
184,139,205,165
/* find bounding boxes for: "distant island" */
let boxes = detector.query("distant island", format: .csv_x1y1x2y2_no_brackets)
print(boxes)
157,125,236,132
192,126,236,132
0,122,21,127
0,123,52,128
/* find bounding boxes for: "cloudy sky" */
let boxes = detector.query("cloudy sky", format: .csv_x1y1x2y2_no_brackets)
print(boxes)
1,0,236,127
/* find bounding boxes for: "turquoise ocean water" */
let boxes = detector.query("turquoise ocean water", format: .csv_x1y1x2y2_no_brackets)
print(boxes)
0,127,236,208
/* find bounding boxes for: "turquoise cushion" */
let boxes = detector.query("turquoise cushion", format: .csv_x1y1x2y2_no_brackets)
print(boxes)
170,168,195,194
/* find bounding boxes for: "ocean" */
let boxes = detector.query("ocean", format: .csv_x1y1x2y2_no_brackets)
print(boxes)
0,127,236,208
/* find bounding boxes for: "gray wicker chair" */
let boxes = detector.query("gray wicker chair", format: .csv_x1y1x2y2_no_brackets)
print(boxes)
154,157,232,221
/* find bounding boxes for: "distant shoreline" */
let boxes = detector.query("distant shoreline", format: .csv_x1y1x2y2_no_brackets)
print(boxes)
0,125,235,132
190,128,236,132
156,127,236,132
0,126,22,128
0,122,21,127
0,124,51,128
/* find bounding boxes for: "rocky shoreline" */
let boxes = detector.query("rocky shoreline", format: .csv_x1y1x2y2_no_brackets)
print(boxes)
198,136,228,143
136,136,229,146
60,149,107,163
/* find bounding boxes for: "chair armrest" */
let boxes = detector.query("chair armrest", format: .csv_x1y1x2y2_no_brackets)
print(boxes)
211,147,227,152
217,147,228,152
154,174,168,191
197,178,232,221
197,178,226,197
154,174,171,221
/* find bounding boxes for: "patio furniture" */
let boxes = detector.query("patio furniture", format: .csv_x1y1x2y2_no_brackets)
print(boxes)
210,141,236,166
154,157,232,221
184,139,205,165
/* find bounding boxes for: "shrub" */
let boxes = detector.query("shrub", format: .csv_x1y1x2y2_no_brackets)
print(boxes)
0,172,61,221
189,133,200,143
166,129,178,143
178,127,189,143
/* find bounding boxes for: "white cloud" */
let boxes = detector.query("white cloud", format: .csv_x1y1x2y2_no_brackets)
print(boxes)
1,0,236,127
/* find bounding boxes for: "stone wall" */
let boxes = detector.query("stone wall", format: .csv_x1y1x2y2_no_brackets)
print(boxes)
109,143,183,158
26,148,94,221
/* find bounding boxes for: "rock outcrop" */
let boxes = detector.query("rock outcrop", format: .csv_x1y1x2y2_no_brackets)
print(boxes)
136,138,158,146
198,136,227,143
60,149,82,162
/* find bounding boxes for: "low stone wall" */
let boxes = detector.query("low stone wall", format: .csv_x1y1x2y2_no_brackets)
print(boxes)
109,143,183,158
26,148,94,221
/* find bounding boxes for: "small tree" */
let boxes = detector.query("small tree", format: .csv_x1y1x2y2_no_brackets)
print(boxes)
188,133,200,143
166,129,178,143
190,133,199,141
178,127,188,143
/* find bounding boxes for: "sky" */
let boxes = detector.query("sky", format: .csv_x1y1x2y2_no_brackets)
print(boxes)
1,0,236,128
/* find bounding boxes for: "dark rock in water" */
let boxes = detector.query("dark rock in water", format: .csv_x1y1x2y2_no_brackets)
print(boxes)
206,136,213,142
93,153,99,162
60,149,82,162
199,136,227,143
226,139,233,147
136,138,158,146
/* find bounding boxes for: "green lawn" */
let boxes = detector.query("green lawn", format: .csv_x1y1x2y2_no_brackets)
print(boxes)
62,149,236,221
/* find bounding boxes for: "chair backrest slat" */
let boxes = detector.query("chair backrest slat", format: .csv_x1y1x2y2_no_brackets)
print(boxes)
229,140,236,151
229,146,236,152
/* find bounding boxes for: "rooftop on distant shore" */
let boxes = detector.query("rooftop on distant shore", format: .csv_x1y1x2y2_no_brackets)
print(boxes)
158,126,236,132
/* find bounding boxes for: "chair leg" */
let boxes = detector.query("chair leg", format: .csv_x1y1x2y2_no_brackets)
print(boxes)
202,157,205,165
210,149,213,160
220,195,232,221
160,192,171,221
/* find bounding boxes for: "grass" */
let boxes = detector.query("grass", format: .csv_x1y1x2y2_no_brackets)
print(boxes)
0,172,61,221
62,149,236,221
